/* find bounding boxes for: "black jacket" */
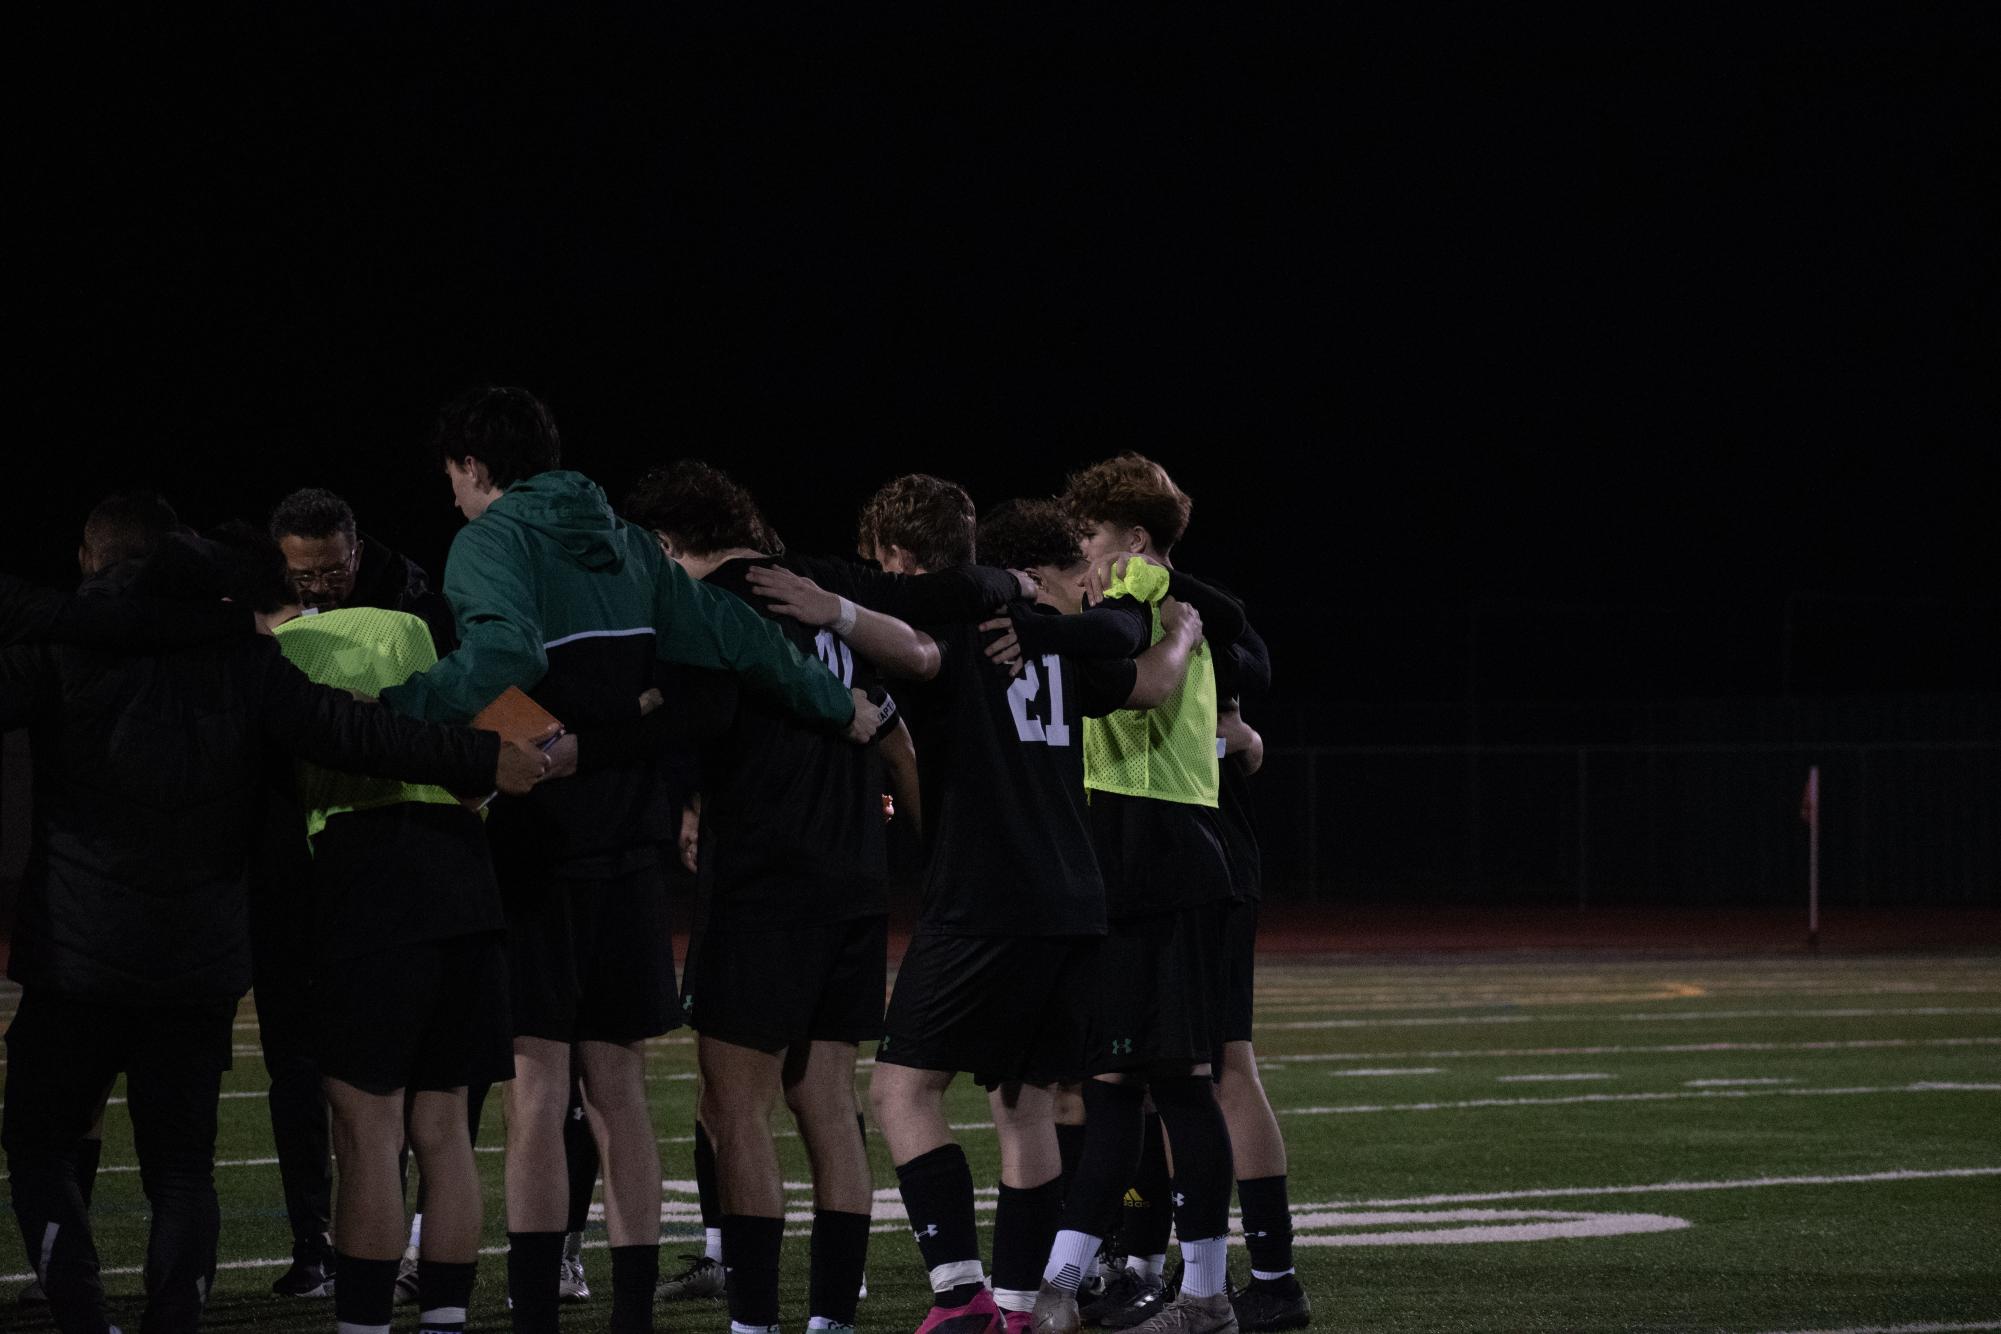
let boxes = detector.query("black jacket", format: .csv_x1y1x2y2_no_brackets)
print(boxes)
1,571,251,648
0,557,499,1006
350,530,458,654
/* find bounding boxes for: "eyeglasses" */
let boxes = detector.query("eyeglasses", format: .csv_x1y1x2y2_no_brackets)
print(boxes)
288,548,359,590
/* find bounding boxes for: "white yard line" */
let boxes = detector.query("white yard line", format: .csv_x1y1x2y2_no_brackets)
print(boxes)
1260,1006,2001,1031
1495,1073,1614,1083
1280,1083,2001,1118
1685,1077,1798,1087
1758,1323,2001,1334
1286,1165,2001,1210
1328,1067,1444,1077
1263,1036,2001,1062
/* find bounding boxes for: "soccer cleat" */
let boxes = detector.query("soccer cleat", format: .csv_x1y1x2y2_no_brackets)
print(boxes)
655,1253,726,1301
1078,1250,1118,1306
1030,1280,1082,1334
270,1235,336,1298
1228,1275,1309,1332
1088,1272,1168,1328
393,1248,420,1305
17,1276,47,1305
916,1284,1005,1334
1120,1291,1239,1334
559,1252,591,1301
1098,1273,1170,1330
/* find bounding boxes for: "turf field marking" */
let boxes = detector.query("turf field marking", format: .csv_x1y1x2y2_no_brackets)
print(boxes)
1290,1165,2001,1210
1261,1006,2001,1031
1279,1082,2001,1117
1285,1206,1690,1246
1757,1323,2001,1333
1685,1077,1797,1086
1495,1072,1614,1082
1263,1036,2001,1062
1327,1067,1444,1077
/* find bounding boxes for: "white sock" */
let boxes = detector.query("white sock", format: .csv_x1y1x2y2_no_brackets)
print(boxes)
928,1258,984,1295
994,1287,1038,1313
338,1324,392,1334
1179,1237,1228,1300
705,1226,725,1262
1042,1229,1102,1293
806,1320,853,1331
1251,1266,1296,1281
1126,1253,1167,1281
731,1324,781,1334
407,1213,423,1250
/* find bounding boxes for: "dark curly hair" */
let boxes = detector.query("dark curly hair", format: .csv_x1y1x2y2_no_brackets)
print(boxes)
432,386,562,490
269,487,357,544
858,473,977,570
976,498,1085,572
622,460,782,557
1062,452,1192,552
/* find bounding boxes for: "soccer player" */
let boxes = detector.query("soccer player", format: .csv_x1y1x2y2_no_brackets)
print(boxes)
267,582,530,1334
0,530,547,1334
378,388,879,1334
1033,453,1251,1334
624,460,1022,1334
760,481,1202,1334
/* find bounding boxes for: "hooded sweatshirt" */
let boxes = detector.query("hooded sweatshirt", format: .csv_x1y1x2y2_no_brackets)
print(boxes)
380,469,853,863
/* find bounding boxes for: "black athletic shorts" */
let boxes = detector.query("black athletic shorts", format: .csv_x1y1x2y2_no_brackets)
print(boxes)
1090,900,1230,1076
1220,896,1259,1047
878,931,1099,1089
508,855,681,1044
682,915,888,1053
315,933,514,1095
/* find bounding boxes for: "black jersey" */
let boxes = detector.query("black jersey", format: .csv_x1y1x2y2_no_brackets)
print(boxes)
916,599,1144,937
694,555,889,930
313,802,504,961
1213,620,1270,902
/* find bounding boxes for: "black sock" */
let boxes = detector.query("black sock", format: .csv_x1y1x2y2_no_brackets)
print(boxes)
506,1231,565,1334
75,1138,103,1210
693,1120,721,1232
893,1143,983,1297
609,1244,659,1333
1148,1077,1233,1241
1237,1175,1296,1276
721,1214,784,1327
1057,1080,1148,1239
1117,1113,1174,1260
808,1209,872,1325
991,1178,1062,1302
1055,1122,1087,1203
417,1258,475,1333
564,1099,599,1234
333,1253,398,1330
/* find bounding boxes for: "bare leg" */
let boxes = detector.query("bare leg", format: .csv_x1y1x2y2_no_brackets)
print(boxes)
868,1062,956,1166
324,1078,408,1261
989,1082,1060,1189
406,1088,479,1262
1215,1041,1286,1179
782,1040,871,1214
575,1038,661,1248
696,1036,784,1218
503,1036,572,1233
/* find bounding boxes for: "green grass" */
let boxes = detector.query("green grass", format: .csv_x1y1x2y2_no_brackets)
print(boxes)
5,952,2000,1332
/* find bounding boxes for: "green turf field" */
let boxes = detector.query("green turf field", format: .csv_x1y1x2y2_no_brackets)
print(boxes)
4,952,1999,1333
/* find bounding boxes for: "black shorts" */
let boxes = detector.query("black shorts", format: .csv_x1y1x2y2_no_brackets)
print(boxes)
878,931,1099,1089
1091,793,1233,920
1220,896,1259,1047
508,856,681,1045
1091,900,1230,1076
315,933,514,1095
683,915,887,1054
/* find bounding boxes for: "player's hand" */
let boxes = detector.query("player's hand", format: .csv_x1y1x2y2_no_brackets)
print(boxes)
844,687,884,744
678,802,701,873
637,687,664,717
980,615,1025,677
543,732,580,780
495,733,556,796
746,563,842,626
1158,595,1202,645
1008,568,1037,599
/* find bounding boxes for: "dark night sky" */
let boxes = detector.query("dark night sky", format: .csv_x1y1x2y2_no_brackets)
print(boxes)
10,5,1997,720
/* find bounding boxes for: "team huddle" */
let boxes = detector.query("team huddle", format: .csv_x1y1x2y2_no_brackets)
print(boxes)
1,387,1305,1334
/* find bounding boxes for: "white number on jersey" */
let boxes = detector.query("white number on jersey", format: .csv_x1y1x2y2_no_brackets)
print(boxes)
813,629,856,687
1007,654,1073,747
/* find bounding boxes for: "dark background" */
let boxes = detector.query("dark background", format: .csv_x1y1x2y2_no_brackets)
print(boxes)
7,4,1997,904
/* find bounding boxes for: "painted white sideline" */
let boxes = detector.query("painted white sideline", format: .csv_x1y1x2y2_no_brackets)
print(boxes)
1496,1072,1613,1083
1261,1006,2001,1032
1328,1067,1443,1077
1759,1324,2001,1334
1301,1165,2001,1210
1264,1036,2001,1063
1280,1082,2001,1118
